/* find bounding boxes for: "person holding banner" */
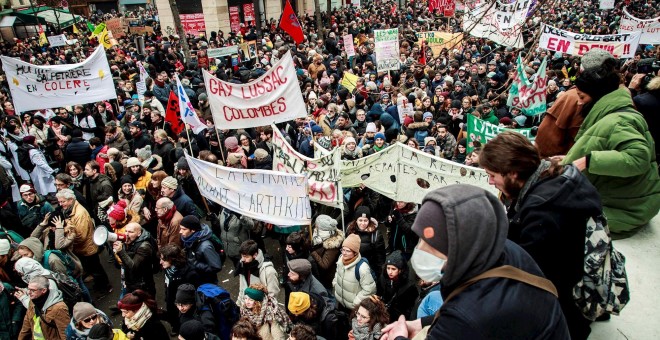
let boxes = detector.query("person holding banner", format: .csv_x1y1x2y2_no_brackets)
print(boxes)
562,52,660,236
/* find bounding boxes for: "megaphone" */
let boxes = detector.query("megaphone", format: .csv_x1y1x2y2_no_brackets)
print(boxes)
93,226,126,246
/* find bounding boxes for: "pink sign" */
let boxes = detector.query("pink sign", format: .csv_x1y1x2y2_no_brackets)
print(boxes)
229,7,241,33
180,13,206,35
243,3,255,22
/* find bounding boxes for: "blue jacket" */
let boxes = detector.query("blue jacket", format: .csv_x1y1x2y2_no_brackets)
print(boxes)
172,187,199,218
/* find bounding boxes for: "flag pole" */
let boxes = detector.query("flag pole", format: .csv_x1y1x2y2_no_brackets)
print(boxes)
184,124,195,156
216,129,226,164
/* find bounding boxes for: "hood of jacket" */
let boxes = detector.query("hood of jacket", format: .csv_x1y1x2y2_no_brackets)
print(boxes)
421,185,508,290
15,257,48,283
19,237,45,263
576,87,634,141
41,280,64,313
322,229,345,249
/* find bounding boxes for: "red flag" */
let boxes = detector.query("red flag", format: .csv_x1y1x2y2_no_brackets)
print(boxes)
165,91,184,134
390,4,397,15
279,0,304,44
419,41,427,65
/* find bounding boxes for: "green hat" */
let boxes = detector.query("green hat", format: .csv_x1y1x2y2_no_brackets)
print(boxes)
245,287,265,302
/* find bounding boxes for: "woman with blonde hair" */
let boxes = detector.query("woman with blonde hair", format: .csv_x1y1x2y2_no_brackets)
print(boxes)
240,284,292,340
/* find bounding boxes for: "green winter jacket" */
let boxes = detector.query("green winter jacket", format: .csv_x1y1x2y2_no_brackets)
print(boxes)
481,109,500,126
564,88,660,234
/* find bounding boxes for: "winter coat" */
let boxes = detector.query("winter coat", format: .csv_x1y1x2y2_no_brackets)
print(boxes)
18,289,69,340
157,209,183,249
116,230,157,296
236,249,280,306
633,84,660,161
131,171,152,193
385,208,418,255
508,163,600,339
30,223,83,278
121,314,168,340
309,230,344,289
17,196,54,231
87,174,113,214
536,88,585,158
65,138,91,168
106,132,131,155
153,141,175,174
65,201,98,257
333,254,377,309
286,273,335,317
0,287,23,340
377,271,418,322
171,187,199,218
29,148,56,196
182,225,222,284
219,210,252,259
563,88,660,234
129,132,151,156
163,264,199,331
350,220,386,275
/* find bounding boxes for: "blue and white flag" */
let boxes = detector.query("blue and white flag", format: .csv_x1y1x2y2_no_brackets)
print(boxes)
175,74,206,133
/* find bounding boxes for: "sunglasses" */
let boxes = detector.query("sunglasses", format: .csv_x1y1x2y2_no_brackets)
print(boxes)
82,314,98,323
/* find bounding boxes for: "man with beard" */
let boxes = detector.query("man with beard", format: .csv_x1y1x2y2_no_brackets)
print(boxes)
56,189,111,293
285,259,333,309
83,161,113,219
335,112,358,138
113,222,157,296
129,121,151,155
480,131,601,340
152,73,171,106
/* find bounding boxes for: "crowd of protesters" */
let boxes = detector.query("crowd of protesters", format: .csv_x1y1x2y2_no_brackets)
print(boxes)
0,0,657,339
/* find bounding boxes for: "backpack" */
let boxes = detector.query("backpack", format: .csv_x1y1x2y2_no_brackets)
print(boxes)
43,250,76,277
572,214,630,321
209,233,227,269
17,145,35,172
196,283,240,340
354,257,377,283
41,272,83,310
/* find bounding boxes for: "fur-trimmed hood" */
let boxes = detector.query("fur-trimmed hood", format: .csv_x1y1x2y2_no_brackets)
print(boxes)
647,76,660,91
407,121,429,130
322,229,345,249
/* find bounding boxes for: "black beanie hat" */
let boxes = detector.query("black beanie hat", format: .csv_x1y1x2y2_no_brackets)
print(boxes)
574,59,620,102
386,250,406,270
354,206,371,221
120,175,133,186
180,215,202,231
175,284,196,305
177,158,190,171
87,323,113,340
411,201,449,254
179,320,205,340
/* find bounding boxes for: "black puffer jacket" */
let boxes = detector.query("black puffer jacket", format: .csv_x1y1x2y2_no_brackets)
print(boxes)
65,137,91,167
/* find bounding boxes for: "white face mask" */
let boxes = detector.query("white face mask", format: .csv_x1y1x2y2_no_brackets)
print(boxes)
411,248,446,282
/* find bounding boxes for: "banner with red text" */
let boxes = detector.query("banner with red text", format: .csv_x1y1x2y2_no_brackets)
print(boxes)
619,8,660,45
203,51,306,129
243,3,255,22
180,13,206,35
0,45,114,113
507,55,548,116
229,7,241,33
272,125,343,208
540,23,641,59
429,0,456,16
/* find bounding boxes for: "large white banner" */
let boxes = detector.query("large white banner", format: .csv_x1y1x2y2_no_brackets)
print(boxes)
271,125,343,208
203,51,306,130
1,45,114,113
619,8,660,45
186,154,312,226
540,23,641,59
374,28,400,72
462,0,531,48
341,143,498,204
599,0,614,9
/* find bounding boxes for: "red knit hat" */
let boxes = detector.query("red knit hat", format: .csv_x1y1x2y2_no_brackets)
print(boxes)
107,200,127,221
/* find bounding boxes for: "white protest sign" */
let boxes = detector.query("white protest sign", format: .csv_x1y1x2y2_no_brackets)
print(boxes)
540,23,641,59
186,154,312,226
619,8,660,45
374,28,400,71
203,51,306,129
272,125,343,208
462,0,531,48
175,75,206,133
1,45,114,113
341,143,497,203
207,45,239,58
136,81,146,95
599,0,614,9
47,34,67,47
137,61,149,83
344,34,356,57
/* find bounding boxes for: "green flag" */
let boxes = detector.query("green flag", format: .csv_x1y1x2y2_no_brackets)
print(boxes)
86,22,95,32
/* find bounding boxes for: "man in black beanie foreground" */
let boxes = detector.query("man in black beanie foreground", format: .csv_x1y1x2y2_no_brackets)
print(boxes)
380,184,570,340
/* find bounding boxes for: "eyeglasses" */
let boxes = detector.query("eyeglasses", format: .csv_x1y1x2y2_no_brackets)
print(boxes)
340,248,354,254
82,314,98,323
356,311,370,320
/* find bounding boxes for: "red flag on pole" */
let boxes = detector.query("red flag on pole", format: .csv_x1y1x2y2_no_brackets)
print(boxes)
279,0,304,44
419,41,427,65
165,91,184,135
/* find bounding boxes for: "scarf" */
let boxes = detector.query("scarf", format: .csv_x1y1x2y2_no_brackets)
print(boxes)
373,143,386,152
124,303,152,331
71,174,82,187
514,159,552,213
351,318,383,340
158,206,177,223
181,230,203,249
343,254,359,266
234,259,260,279
241,296,292,331
343,146,360,159
51,124,66,147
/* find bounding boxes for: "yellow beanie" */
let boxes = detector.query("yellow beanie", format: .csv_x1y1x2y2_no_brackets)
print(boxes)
288,292,311,315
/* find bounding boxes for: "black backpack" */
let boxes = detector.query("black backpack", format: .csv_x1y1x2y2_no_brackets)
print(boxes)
41,273,83,311
17,145,35,172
